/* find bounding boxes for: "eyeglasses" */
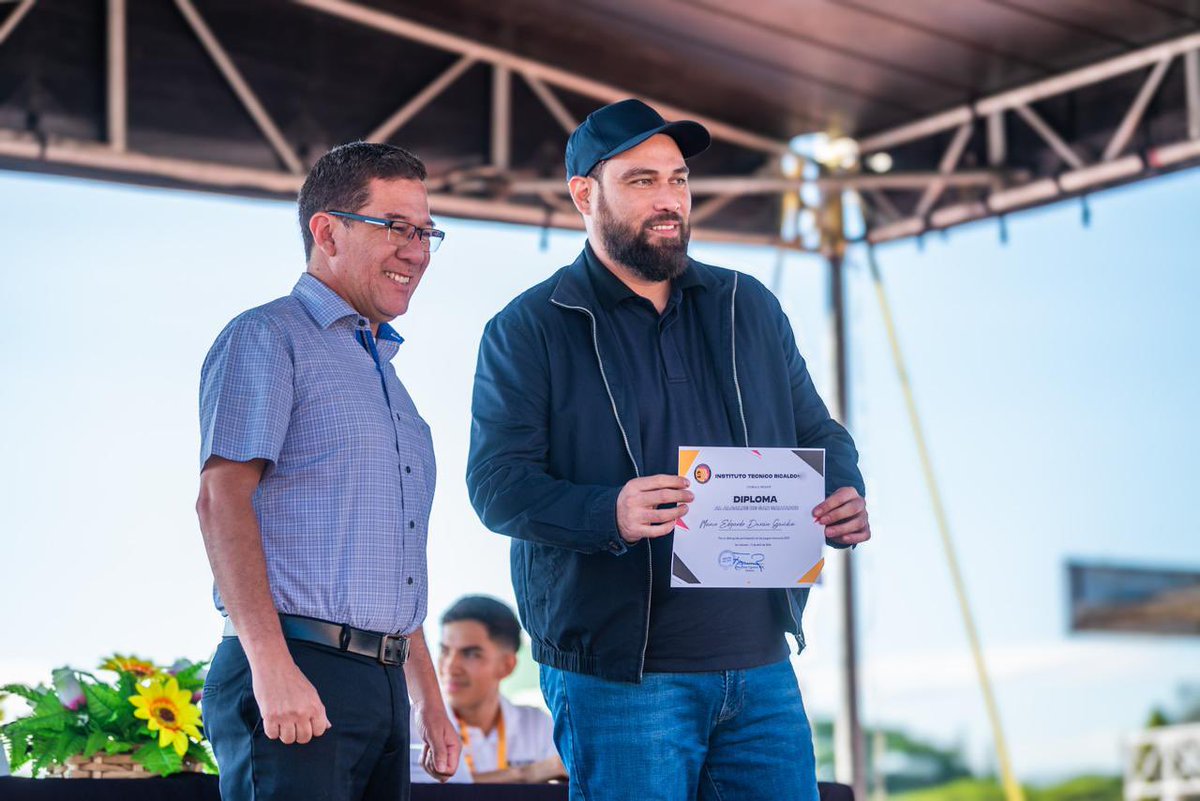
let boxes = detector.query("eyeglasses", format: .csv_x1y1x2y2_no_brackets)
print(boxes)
327,210,445,253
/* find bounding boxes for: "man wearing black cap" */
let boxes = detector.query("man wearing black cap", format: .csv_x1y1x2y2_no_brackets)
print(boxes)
467,99,870,799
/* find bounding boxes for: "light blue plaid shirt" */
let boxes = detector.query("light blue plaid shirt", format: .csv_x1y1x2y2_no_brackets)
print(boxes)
199,273,434,635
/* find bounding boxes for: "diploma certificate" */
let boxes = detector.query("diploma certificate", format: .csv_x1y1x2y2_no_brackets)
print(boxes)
671,446,826,588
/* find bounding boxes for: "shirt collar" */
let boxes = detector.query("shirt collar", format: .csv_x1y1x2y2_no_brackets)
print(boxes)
293,273,405,346
446,696,513,735
498,695,516,724
377,323,405,345
293,273,360,328
582,240,703,312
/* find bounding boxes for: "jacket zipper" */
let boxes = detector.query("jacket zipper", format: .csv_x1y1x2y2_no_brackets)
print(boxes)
554,273,801,670
729,275,801,639
730,272,750,446
550,299,654,678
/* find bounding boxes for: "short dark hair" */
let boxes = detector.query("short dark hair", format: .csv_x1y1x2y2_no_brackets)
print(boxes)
441,595,522,654
297,141,427,261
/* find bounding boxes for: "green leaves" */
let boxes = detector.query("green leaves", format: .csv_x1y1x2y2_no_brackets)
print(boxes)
32,690,67,719
0,680,67,774
5,732,31,772
115,672,136,701
49,731,86,763
30,730,86,775
103,738,133,755
188,742,218,774
0,655,213,777
83,683,126,724
1,683,44,704
1,709,69,736
171,660,208,688
133,741,183,776
83,730,110,758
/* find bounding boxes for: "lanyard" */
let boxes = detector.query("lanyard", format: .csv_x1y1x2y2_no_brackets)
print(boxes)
456,709,507,774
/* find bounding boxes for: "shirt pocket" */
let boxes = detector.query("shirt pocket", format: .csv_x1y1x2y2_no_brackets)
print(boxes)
393,411,437,501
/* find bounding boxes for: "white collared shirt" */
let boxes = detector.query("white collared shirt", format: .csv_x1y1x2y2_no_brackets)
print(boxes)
410,695,558,783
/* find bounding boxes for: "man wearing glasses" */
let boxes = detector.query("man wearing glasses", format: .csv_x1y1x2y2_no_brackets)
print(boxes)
197,142,457,801
468,100,870,799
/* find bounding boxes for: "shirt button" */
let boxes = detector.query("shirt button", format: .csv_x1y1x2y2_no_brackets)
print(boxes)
409,520,415,529
406,577,414,585
405,466,411,474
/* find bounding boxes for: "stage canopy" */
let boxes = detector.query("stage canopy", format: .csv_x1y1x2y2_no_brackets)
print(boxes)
2,0,1200,246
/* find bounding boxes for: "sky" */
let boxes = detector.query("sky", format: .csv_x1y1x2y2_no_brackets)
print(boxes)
1,164,1197,784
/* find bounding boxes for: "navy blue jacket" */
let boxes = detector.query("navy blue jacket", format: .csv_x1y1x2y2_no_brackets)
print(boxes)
467,250,865,683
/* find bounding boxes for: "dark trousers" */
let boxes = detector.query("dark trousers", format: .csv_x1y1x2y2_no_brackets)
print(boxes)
203,637,410,801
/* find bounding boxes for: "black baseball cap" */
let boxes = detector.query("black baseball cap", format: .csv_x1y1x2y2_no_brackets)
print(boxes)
565,99,711,179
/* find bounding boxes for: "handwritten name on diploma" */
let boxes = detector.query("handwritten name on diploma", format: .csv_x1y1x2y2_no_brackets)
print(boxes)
697,518,798,531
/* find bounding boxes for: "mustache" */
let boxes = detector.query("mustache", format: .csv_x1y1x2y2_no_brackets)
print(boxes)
643,214,685,229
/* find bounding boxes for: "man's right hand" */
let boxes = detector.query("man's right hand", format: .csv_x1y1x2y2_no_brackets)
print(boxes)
249,657,331,745
616,474,694,544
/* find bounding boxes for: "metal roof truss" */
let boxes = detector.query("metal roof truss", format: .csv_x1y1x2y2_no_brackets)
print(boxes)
0,1,1198,248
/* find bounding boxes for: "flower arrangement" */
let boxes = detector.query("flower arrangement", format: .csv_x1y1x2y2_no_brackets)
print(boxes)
0,654,215,777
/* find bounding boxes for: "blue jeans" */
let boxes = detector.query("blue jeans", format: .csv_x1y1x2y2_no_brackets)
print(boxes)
540,659,818,801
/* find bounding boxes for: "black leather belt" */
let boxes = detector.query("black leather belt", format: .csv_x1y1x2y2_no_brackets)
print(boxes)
223,614,409,666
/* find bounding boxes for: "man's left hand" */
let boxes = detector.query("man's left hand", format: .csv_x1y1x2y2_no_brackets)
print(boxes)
414,702,461,782
813,487,871,546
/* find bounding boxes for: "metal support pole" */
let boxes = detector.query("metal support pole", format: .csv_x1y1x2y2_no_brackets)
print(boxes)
492,64,511,171
914,122,973,219
987,112,1006,167
1185,50,1200,140
1103,57,1172,162
864,189,903,224
824,187,866,801
0,0,34,48
173,0,304,174
872,728,888,801
367,55,475,143
522,72,577,134
831,252,866,801
107,0,126,152
1013,104,1085,170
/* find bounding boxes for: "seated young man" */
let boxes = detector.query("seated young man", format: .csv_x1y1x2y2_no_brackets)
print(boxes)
411,596,566,784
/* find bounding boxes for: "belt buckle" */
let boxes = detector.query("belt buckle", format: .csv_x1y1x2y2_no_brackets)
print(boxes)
378,634,407,666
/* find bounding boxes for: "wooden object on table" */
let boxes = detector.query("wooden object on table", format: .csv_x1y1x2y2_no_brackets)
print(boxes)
47,753,205,779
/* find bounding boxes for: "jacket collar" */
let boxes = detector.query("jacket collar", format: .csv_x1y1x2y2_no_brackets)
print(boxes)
547,243,747,479
581,241,705,311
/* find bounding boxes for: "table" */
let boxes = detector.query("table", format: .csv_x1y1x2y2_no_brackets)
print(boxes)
0,775,852,800
0,776,567,800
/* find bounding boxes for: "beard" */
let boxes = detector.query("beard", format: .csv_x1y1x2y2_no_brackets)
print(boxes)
595,189,690,282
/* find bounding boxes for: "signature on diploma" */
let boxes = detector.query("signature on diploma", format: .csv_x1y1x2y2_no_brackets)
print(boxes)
699,518,794,531
718,550,766,572
749,518,795,531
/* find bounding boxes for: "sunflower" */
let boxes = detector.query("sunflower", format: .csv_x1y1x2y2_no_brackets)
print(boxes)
129,678,203,756
101,654,161,679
